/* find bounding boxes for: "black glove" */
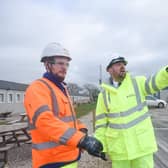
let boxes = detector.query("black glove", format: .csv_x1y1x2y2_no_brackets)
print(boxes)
99,152,107,161
78,135,106,160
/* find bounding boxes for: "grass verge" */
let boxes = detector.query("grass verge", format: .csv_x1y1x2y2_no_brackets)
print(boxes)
75,102,96,118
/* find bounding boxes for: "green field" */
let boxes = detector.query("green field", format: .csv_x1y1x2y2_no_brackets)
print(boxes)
75,102,96,118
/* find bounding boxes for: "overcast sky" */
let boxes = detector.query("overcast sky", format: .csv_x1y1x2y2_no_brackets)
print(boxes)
1,0,168,86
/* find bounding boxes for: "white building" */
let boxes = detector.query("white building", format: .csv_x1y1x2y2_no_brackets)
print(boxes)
0,80,28,115
71,95,91,104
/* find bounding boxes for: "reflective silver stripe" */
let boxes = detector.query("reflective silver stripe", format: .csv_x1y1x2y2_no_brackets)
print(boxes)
100,77,148,130
108,112,150,129
29,115,75,130
28,105,50,130
108,92,111,103
95,124,108,130
32,141,60,150
60,128,76,144
151,73,160,92
96,113,107,120
101,89,109,112
27,120,35,130
102,77,141,112
61,116,74,122
145,77,152,95
38,79,59,116
27,116,35,130
32,105,50,124
32,128,77,149
28,124,35,130
107,102,146,118
131,77,141,104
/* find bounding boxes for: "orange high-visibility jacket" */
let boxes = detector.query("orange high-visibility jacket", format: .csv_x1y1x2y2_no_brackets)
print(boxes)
24,78,86,168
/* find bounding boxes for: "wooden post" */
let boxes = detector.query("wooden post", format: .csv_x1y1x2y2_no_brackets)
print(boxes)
99,64,102,85
92,110,95,132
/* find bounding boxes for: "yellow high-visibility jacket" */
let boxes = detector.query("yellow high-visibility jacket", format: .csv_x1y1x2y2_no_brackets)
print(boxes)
95,66,168,160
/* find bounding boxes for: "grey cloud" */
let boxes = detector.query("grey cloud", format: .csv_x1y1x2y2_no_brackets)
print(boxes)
0,0,167,85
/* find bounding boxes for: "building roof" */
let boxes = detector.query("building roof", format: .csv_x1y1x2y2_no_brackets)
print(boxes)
0,80,28,91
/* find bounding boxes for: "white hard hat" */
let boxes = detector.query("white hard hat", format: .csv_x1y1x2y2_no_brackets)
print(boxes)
106,56,127,70
41,42,71,62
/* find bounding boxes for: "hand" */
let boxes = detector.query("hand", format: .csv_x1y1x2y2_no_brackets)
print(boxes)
78,136,106,160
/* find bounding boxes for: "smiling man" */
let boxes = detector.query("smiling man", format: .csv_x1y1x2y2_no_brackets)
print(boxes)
24,42,104,168
94,56,168,168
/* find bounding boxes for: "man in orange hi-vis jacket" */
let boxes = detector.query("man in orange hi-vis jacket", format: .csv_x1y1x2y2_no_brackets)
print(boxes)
24,42,106,168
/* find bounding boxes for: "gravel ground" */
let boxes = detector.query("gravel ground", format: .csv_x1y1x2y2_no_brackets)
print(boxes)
7,143,32,168
3,106,168,168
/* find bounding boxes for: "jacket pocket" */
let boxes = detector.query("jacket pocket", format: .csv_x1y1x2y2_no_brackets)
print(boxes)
59,97,69,117
135,127,156,151
105,129,125,154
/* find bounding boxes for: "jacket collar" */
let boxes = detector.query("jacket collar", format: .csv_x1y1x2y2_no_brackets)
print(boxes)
43,72,67,95
101,73,130,91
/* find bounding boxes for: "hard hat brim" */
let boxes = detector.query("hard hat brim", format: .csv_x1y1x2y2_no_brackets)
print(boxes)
41,55,72,62
106,59,127,71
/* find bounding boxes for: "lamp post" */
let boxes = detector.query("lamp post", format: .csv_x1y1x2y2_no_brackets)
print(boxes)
99,64,102,85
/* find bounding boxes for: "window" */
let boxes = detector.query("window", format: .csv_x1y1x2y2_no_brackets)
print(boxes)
8,93,13,103
16,93,21,103
146,95,156,100
0,93,5,103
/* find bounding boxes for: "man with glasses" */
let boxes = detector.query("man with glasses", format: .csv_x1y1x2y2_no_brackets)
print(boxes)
24,42,105,168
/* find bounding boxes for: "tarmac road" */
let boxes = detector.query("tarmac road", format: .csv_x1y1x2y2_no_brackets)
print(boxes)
152,105,168,168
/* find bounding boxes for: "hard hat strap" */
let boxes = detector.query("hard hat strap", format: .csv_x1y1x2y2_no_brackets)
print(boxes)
44,62,53,73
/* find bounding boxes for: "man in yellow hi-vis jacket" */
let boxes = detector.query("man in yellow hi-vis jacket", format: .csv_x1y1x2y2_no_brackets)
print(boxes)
94,56,168,168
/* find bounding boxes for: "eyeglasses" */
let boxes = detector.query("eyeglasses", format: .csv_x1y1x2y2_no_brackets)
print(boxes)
54,61,69,68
